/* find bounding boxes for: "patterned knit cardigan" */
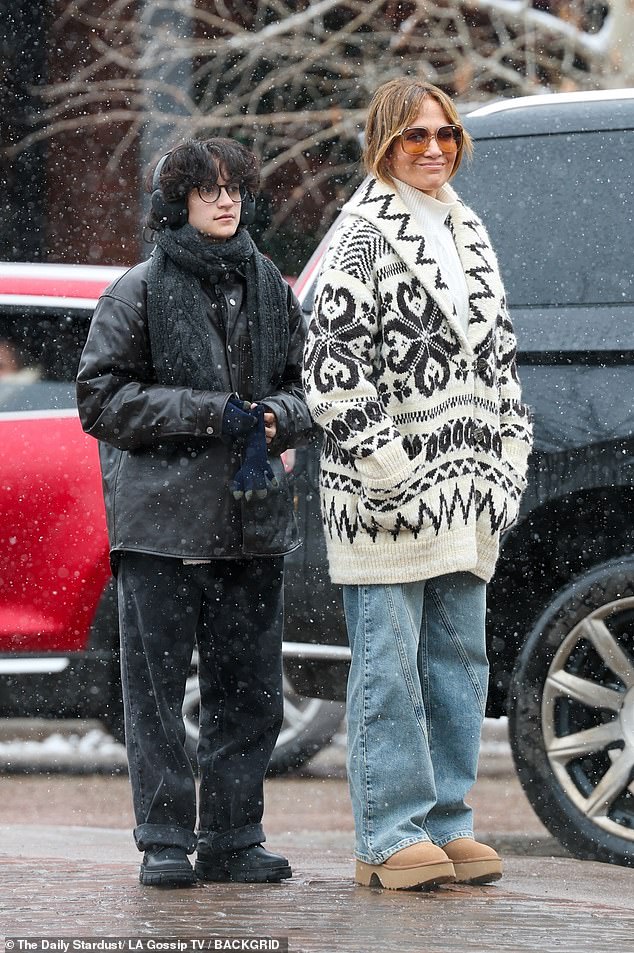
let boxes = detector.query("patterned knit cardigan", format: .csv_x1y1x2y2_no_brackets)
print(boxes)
303,177,533,585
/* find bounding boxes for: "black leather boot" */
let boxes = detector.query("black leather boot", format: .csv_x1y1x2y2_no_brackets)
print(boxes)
195,844,292,883
140,846,196,887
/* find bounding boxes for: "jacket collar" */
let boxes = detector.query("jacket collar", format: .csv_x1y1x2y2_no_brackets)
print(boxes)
342,177,505,353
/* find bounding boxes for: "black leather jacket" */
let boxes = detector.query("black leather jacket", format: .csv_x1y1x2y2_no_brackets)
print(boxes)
76,257,313,562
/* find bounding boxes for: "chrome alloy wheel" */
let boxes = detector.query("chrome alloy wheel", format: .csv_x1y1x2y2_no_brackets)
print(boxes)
542,596,634,843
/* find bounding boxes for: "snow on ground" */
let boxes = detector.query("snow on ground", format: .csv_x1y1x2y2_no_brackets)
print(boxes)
0,721,127,772
0,718,511,774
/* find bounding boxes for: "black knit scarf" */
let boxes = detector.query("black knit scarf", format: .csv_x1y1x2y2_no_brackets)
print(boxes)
146,224,289,400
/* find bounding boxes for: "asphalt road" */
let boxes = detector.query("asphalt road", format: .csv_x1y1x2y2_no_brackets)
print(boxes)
1,717,538,842
0,715,563,862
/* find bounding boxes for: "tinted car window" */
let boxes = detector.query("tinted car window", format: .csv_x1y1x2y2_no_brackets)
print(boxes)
0,307,89,381
0,307,89,412
454,130,633,308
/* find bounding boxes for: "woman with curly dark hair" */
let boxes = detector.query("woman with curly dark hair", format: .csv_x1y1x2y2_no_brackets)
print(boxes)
77,137,312,887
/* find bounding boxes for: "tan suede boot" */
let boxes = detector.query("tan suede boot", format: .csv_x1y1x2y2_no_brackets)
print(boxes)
442,838,502,884
355,842,456,890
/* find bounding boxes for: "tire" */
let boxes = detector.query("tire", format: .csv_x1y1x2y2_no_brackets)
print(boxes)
508,557,634,866
182,650,345,775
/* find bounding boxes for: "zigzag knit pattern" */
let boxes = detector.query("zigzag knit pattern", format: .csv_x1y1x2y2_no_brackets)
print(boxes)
303,178,533,585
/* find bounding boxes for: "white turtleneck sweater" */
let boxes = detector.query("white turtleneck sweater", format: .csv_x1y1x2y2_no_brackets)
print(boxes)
394,178,470,333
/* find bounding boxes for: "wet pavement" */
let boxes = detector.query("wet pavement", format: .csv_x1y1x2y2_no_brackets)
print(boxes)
1,827,633,953
1,723,633,952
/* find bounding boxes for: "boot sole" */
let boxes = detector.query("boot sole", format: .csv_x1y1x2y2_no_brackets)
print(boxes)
139,867,197,887
355,859,456,891
195,862,292,884
453,859,503,885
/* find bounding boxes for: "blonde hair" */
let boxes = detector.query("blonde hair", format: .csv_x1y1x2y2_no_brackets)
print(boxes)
363,78,472,185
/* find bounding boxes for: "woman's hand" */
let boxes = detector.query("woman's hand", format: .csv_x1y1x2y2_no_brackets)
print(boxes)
251,403,277,444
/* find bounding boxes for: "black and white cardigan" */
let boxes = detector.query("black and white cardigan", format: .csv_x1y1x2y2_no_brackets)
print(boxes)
303,177,533,585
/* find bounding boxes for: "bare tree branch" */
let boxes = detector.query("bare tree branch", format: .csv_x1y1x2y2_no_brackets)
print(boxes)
22,0,632,265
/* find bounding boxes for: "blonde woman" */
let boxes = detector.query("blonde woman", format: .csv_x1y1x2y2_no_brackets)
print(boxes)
304,79,532,890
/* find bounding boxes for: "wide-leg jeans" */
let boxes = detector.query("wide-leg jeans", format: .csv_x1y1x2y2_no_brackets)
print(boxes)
117,551,284,855
342,572,488,864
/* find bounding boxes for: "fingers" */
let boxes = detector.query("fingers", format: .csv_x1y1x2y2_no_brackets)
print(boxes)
230,470,278,501
263,413,277,444
250,403,277,443
233,486,266,501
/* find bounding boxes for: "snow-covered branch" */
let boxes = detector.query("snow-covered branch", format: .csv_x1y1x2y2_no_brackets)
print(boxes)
16,0,632,264
466,0,617,56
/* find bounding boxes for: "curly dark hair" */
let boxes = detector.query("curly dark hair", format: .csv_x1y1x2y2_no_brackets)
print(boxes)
145,137,260,231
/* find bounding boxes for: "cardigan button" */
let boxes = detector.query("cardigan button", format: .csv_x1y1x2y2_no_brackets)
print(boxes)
206,426,214,435
473,426,485,445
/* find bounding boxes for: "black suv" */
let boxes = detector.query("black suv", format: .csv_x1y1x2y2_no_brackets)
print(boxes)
285,89,634,866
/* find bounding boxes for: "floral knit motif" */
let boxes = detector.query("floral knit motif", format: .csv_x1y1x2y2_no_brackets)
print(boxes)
303,177,533,585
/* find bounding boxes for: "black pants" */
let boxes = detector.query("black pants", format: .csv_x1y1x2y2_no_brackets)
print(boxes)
117,551,285,854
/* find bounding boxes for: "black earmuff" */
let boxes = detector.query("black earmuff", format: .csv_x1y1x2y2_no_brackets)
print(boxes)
151,150,258,231
151,152,189,229
239,190,256,229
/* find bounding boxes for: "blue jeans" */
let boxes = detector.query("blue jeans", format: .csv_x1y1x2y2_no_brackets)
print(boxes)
342,572,488,864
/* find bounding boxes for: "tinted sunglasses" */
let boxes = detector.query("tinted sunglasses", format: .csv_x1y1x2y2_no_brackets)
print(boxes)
397,124,463,155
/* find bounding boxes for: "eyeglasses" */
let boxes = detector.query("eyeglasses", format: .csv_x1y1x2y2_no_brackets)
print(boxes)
197,183,244,204
397,125,463,155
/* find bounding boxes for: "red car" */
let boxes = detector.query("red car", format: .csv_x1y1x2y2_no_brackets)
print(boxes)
0,261,342,770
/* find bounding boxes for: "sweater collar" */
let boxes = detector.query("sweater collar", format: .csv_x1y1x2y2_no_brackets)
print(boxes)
342,177,505,352
393,179,458,230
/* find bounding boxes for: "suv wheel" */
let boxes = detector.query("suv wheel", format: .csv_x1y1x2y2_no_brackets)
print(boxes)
182,651,344,775
509,558,634,866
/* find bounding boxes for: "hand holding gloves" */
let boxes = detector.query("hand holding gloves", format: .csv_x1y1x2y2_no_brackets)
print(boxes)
221,396,258,440
230,403,278,502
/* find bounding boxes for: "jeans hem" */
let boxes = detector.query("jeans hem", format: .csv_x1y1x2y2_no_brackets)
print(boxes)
134,823,197,853
197,823,265,854
433,830,475,848
355,834,432,866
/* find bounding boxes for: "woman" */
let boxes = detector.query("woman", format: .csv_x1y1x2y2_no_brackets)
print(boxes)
303,79,532,890
77,138,312,887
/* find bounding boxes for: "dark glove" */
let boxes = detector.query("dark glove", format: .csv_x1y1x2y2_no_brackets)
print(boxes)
221,396,257,440
230,404,278,501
